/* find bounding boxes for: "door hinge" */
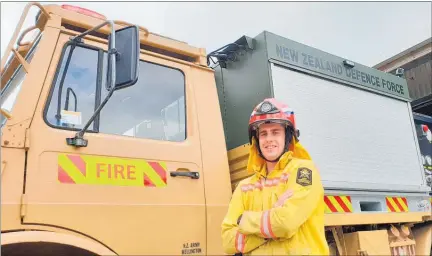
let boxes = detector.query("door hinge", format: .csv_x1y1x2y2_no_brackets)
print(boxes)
20,193,28,219
25,128,30,149
1,161,6,176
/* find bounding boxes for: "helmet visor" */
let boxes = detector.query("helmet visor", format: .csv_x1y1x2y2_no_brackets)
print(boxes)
251,119,291,131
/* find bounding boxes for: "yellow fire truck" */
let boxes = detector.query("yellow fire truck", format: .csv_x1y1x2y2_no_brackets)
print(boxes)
1,2,431,255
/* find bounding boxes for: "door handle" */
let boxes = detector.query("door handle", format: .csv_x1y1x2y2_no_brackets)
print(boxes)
170,170,200,179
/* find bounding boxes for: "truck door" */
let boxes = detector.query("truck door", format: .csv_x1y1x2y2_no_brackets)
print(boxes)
23,32,206,255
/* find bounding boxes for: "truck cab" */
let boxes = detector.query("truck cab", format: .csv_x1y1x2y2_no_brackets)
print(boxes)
1,3,231,255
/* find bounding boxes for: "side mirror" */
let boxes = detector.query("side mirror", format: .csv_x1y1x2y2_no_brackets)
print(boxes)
65,21,141,147
108,25,140,90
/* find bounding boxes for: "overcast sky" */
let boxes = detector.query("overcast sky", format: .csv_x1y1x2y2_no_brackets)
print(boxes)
1,1,431,67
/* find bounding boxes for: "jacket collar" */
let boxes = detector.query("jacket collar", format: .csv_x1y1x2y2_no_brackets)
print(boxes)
247,136,312,179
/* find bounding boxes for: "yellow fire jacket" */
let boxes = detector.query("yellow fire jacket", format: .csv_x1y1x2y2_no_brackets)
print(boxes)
221,138,329,255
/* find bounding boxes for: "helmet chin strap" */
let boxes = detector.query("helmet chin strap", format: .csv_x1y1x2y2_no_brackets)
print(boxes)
256,127,293,163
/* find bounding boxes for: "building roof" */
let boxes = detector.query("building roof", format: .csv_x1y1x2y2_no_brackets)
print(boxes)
373,37,431,70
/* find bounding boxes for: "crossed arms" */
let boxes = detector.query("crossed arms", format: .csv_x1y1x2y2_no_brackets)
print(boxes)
221,167,323,254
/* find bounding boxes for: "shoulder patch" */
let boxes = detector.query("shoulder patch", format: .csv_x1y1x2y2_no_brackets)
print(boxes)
296,167,312,186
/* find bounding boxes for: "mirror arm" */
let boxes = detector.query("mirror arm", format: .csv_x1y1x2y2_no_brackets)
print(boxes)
66,26,117,147
66,85,115,147
105,48,118,91
71,20,115,43
78,78,116,137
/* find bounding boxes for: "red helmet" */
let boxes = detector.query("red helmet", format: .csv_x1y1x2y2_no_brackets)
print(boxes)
248,98,299,160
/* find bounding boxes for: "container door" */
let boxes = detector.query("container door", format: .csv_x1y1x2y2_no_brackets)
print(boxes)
23,33,206,255
270,63,427,193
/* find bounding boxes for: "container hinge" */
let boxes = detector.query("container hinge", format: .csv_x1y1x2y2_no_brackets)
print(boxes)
24,128,30,150
20,193,28,219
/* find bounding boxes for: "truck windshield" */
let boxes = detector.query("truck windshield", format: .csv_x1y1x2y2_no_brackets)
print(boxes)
1,37,40,128
45,43,186,142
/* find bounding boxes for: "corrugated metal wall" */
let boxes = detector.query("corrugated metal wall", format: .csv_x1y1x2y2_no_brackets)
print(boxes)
405,60,432,100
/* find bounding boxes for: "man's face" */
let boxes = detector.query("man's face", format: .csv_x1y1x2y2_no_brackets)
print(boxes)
257,122,286,161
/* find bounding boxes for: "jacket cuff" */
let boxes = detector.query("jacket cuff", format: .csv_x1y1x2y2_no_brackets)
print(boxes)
239,210,276,239
237,211,260,235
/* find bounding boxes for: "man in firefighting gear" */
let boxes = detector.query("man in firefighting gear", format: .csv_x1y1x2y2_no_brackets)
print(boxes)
221,98,329,255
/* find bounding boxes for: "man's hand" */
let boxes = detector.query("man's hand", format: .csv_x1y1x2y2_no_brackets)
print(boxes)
239,189,293,229
273,189,294,208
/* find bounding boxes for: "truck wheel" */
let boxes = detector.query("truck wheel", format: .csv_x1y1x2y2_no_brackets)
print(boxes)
1,242,98,256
